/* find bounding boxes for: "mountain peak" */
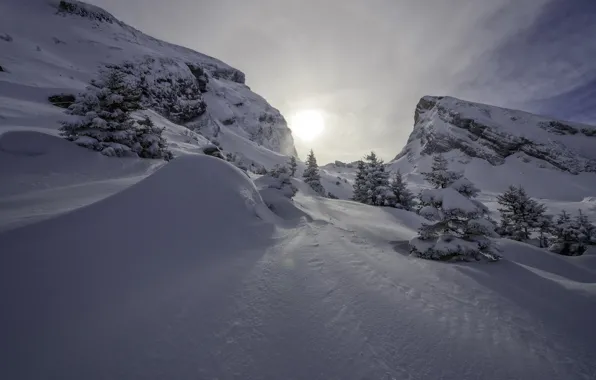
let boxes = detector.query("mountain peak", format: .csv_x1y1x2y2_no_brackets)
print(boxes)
400,95,596,174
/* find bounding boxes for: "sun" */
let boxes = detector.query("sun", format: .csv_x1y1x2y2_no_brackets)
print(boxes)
290,109,325,141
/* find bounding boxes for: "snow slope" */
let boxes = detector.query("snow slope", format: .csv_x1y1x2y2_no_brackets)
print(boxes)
1,155,595,379
0,130,163,231
2,3,596,379
0,0,296,156
389,95,596,220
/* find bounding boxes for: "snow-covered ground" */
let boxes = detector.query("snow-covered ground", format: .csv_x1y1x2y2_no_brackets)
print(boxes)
2,1,596,379
2,154,595,380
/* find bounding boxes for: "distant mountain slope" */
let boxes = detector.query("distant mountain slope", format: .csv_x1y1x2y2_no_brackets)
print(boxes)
396,96,596,174
0,0,297,156
390,96,596,204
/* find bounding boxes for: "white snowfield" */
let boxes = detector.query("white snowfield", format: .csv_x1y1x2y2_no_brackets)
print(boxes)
2,1,596,379
1,152,596,380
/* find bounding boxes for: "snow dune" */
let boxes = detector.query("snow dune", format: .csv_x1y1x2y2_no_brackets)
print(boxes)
0,130,162,231
1,152,595,380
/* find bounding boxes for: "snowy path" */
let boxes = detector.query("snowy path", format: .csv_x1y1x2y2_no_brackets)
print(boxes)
196,221,582,380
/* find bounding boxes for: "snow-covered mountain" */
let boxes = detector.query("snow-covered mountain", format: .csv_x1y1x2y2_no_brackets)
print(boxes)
2,2,596,379
0,0,296,157
395,95,596,174
390,96,596,208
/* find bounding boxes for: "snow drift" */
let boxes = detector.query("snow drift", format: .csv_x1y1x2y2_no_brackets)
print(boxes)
0,155,276,379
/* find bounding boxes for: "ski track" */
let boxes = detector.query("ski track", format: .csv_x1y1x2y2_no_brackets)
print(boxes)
173,221,587,380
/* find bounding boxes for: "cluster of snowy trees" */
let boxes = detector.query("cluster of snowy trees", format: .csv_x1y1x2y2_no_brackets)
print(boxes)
496,185,595,256
409,155,501,262
253,150,338,198
407,154,595,261
352,151,415,210
61,67,173,160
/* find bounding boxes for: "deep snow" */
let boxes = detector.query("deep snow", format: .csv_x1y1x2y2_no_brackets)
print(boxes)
1,154,596,380
1,1,596,379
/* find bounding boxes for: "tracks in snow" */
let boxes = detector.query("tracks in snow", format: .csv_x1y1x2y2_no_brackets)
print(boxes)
196,221,570,380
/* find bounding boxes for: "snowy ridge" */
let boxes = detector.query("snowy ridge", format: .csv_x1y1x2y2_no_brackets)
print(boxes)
389,96,596,219
0,0,296,156
397,96,596,174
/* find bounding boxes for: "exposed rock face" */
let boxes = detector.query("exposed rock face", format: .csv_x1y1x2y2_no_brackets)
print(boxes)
399,96,596,174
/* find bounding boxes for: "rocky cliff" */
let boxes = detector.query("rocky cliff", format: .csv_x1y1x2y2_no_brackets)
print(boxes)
395,96,596,174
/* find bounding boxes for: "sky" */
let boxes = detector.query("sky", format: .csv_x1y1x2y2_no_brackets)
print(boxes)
88,0,596,163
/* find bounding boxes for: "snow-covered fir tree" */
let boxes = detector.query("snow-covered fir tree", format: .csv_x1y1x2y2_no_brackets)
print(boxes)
352,160,367,203
549,210,586,256
422,154,461,189
576,210,596,245
388,170,416,210
288,156,297,177
60,67,172,159
410,155,500,262
352,152,393,206
302,149,326,196
362,152,392,206
133,116,173,160
536,214,554,248
496,185,547,241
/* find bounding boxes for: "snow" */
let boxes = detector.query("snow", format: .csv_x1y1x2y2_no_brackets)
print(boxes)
1,1,596,379
418,95,596,161
419,187,479,214
2,160,596,378
0,0,294,156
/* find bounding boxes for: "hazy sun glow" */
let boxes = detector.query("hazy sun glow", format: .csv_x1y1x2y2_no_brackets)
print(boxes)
290,109,325,141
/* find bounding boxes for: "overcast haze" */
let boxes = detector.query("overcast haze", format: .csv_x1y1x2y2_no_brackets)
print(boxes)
89,0,596,163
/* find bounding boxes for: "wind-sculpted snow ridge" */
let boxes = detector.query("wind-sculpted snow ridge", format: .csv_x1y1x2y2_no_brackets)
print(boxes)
0,0,296,156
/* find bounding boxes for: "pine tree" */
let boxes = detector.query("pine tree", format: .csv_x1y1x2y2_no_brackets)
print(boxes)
496,185,547,240
362,152,391,206
410,156,500,262
302,149,326,196
288,156,297,177
388,170,416,211
133,116,173,160
60,67,172,160
549,210,586,256
352,160,367,202
536,214,554,248
422,154,461,189
576,210,596,245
